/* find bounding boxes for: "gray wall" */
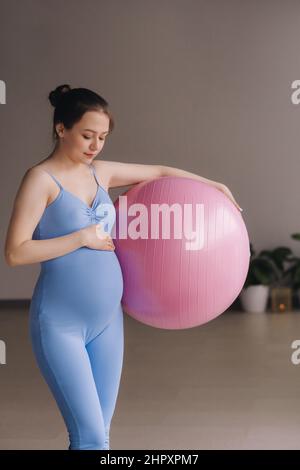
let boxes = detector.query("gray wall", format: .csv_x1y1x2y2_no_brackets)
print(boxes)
1,0,300,299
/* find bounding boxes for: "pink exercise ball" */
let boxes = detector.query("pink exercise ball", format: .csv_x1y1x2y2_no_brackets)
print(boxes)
113,176,250,330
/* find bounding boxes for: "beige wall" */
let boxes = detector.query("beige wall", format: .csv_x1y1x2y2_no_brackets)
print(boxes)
1,0,300,299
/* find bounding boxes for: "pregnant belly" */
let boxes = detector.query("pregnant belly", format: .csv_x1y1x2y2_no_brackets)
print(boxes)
33,247,124,322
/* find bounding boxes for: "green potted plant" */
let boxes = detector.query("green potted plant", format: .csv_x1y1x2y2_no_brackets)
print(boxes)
240,244,292,312
258,246,294,312
284,233,300,307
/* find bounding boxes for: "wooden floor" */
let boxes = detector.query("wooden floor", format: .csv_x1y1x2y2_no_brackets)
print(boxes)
0,306,300,450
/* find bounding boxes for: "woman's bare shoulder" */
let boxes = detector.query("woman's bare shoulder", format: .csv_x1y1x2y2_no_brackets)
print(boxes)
29,156,54,173
16,163,54,208
93,159,112,189
9,165,51,214
93,159,109,172
22,165,53,190
22,163,51,182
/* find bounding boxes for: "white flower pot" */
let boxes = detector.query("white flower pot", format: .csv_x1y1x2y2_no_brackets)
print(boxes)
240,285,269,313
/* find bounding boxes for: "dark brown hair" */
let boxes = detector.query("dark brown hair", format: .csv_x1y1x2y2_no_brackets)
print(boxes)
48,84,114,142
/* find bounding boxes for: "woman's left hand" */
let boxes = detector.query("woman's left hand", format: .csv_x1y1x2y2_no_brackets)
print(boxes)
215,183,243,212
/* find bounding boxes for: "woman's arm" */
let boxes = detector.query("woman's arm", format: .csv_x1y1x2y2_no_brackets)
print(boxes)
6,231,85,267
4,168,86,267
101,160,242,212
160,165,243,212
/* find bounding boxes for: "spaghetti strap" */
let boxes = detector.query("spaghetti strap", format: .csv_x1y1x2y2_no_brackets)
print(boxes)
89,163,100,187
43,170,63,190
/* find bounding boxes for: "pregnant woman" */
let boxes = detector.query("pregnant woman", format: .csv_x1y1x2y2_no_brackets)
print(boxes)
4,84,242,450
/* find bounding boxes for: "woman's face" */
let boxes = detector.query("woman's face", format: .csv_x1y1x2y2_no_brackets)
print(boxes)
56,110,110,164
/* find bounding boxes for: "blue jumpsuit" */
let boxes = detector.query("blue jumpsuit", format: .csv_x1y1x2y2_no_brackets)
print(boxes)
29,163,124,450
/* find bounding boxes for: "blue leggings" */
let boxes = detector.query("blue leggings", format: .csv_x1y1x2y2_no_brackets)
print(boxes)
29,303,124,450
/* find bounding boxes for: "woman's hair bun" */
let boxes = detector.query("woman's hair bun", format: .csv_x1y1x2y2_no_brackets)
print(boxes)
48,84,72,108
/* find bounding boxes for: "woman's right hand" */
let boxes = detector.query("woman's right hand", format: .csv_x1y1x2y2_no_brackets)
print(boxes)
80,223,115,251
